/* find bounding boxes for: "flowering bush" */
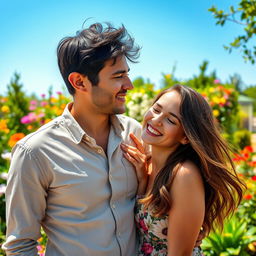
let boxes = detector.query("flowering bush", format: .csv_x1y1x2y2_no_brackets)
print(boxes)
199,81,239,134
233,146,256,177
0,75,70,256
0,73,255,256
125,78,156,122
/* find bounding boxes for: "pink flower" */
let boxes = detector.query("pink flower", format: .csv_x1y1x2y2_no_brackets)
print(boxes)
21,113,37,124
41,94,46,98
56,91,62,95
38,113,45,118
141,242,153,254
41,101,47,107
21,115,31,124
214,79,220,84
29,105,36,111
139,219,148,232
30,100,37,105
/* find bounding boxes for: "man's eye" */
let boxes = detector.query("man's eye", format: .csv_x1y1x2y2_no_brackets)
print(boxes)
114,75,123,79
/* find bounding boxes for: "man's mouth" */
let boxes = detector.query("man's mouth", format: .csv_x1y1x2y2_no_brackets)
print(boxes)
146,124,162,136
116,92,127,102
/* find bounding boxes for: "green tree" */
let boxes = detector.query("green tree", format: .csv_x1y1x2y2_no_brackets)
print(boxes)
209,0,256,64
6,73,29,134
186,61,217,89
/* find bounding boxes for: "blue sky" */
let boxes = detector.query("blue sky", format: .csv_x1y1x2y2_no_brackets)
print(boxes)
0,0,255,95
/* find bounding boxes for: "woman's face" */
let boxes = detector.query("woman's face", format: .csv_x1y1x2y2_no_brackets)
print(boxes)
142,90,187,150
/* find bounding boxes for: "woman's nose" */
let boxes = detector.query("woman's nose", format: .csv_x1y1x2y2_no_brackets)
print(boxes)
151,115,163,126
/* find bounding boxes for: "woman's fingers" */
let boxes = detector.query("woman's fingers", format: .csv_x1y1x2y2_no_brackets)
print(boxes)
130,133,145,153
123,152,137,165
121,144,146,163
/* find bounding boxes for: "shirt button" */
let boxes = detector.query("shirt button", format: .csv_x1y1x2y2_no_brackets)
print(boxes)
112,204,116,209
97,149,102,154
85,136,90,142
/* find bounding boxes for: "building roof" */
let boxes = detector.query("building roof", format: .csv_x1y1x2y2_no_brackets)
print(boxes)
238,95,254,103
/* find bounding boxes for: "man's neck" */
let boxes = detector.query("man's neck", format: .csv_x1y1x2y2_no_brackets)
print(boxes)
70,102,111,151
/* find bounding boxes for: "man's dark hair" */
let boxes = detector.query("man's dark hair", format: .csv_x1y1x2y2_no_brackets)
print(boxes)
57,22,140,95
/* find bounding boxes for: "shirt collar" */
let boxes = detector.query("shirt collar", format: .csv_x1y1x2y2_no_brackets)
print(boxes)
61,103,85,144
61,103,125,144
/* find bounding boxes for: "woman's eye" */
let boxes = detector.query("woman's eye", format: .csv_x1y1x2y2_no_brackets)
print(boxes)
152,108,160,113
167,118,175,125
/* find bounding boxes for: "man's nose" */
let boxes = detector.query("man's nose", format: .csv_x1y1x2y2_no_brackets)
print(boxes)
122,77,134,90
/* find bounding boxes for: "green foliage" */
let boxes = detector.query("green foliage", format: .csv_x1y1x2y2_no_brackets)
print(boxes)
202,215,256,255
238,196,256,229
186,61,217,90
233,129,252,149
209,0,256,64
5,72,29,134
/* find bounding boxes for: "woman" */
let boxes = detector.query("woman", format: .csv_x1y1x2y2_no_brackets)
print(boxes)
121,84,245,256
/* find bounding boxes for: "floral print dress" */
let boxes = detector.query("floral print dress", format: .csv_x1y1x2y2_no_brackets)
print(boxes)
135,198,203,256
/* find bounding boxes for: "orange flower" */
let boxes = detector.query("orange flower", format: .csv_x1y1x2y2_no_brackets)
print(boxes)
243,146,253,154
244,194,253,200
248,161,256,167
8,133,25,147
0,119,10,133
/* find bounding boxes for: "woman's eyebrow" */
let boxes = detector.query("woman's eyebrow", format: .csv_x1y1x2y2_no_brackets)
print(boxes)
156,103,181,122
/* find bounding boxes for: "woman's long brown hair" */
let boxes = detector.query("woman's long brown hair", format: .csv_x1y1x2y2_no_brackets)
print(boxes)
140,84,245,233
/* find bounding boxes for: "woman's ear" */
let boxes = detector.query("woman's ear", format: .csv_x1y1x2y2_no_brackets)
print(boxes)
68,72,88,92
181,136,189,145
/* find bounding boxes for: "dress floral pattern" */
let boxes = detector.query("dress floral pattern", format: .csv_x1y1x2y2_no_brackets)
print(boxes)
135,198,203,256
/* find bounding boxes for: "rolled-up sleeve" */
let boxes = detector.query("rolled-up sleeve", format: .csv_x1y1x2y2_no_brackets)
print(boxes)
3,143,48,256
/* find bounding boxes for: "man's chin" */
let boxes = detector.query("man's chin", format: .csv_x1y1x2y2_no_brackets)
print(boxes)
112,106,126,115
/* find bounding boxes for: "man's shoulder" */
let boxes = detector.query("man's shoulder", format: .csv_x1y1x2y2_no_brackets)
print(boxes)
116,115,142,129
15,116,63,152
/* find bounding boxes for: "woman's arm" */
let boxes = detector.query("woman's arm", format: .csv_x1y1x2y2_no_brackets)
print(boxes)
167,161,205,256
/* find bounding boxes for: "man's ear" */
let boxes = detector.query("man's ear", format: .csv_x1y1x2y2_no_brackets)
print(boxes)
68,72,88,92
180,136,189,145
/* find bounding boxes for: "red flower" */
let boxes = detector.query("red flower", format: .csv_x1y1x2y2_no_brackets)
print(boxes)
251,176,256,181
244,194,253,200
243,146,253,153
244,152,250,158
248,161,256,167
141,242,154,254
139,219,148,233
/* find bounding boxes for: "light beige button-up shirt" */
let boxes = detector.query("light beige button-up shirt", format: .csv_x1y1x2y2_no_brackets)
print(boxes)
3,103,142,256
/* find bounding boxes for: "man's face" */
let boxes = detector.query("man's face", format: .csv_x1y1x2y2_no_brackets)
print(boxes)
90,55,133,115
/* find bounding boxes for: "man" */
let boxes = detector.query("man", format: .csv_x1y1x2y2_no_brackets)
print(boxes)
3,22,142,256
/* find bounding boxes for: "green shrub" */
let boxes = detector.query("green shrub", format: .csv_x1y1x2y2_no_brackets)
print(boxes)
233,130,251,150
202,215,256,255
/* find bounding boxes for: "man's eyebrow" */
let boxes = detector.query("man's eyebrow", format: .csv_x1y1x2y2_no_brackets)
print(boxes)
112,68,130,75
156,103,181,122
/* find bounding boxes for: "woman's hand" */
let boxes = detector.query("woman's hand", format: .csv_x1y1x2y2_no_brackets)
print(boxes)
121,133,149,195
